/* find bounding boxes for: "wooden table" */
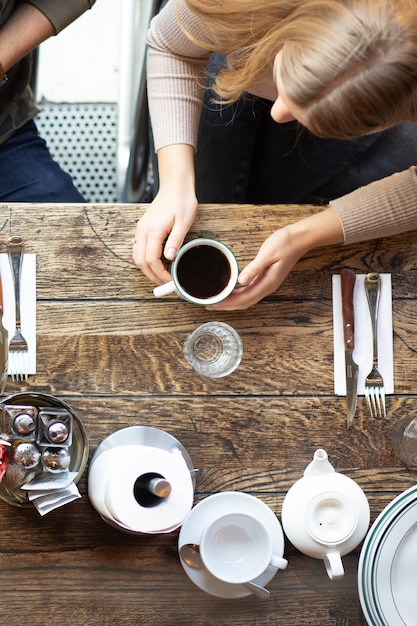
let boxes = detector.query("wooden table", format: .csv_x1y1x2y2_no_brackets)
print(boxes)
0,202,416,626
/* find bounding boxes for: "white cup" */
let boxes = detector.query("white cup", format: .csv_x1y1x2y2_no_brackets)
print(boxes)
200,512,287,584
153,238,238,305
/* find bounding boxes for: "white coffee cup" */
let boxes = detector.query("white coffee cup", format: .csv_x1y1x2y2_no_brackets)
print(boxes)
153,238,238,305
200,512,287,584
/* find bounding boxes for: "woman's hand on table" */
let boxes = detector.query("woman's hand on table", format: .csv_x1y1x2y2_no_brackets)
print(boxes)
132,144,198,284
132,190,198,284
207,207,344,311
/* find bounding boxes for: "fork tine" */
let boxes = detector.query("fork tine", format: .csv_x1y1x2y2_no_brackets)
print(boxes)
17,352,28,381
10,355,16,381
9,348,28,382
379,389,386,418
15,355,22,382
365,386,386,419
10,351,16,381
374,389,382,418
365,388,376,418
9,358,15,381
371,386,385,419
8,350,28,382
23,353,28,381
17,352,25,381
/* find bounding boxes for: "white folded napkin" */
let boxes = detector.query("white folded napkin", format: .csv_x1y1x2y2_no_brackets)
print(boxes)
29,483,82,516
22,471,81,516
332,273,394,395
0,253,36,374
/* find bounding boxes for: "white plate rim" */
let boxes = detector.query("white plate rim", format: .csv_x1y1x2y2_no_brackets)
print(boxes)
358,485,417,625
372,500,417,624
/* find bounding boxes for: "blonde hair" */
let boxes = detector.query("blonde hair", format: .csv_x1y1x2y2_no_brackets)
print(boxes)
181,0,417,139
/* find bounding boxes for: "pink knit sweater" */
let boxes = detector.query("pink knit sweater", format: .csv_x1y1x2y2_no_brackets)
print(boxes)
147,0,417,245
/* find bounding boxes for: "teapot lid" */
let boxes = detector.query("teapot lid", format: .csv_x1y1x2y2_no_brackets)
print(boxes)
306,493,357,545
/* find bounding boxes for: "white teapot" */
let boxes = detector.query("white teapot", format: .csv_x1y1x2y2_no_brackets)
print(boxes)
281,449,370,580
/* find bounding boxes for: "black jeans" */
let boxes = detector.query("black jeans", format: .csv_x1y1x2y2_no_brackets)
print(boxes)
0,120,85,202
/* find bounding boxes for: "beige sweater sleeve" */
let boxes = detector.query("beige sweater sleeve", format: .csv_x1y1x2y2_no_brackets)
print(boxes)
146,0,279,152
331,167,417,244
146,0,212,152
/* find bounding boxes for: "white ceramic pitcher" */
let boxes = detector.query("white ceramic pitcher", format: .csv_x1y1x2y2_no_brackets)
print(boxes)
281,449,370,580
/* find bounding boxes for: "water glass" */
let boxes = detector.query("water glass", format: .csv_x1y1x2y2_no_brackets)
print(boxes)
183,322,243,378
392,416,417,467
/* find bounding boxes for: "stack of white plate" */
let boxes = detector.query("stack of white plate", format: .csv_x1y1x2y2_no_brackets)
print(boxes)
358,484,417,625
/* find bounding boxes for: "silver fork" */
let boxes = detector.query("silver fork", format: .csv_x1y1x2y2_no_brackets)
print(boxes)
7,236,28,382
364,272,385,417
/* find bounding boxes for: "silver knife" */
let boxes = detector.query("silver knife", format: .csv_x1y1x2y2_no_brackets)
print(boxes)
0,273,8,394
341,269,359,428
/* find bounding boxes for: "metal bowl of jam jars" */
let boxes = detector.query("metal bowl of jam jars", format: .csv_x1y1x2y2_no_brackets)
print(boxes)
0,393,88,506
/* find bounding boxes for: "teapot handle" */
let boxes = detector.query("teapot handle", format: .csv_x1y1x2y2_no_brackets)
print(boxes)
324,551,344,580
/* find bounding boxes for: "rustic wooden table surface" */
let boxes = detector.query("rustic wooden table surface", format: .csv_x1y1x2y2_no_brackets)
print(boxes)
0,202,416,626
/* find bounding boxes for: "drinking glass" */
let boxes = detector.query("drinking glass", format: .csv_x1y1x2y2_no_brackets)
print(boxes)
183,322,243,378
392,416,417,467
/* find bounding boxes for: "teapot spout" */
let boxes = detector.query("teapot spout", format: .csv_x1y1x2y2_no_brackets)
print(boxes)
304,449,335,478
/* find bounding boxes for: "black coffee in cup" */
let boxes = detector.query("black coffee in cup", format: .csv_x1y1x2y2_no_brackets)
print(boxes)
176,244,231,299
153,237,238,303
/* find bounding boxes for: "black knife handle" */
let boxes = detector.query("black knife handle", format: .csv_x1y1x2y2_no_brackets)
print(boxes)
341,269,356,350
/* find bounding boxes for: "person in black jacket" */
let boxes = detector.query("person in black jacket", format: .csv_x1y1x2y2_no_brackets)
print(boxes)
0,0,96,201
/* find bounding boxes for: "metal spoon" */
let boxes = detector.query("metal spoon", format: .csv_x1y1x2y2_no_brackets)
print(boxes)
179,543,271,599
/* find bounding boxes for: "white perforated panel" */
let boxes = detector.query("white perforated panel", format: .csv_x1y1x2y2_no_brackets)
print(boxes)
36,103,119,203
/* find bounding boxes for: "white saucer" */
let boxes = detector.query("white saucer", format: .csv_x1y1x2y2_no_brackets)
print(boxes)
178,491,286,598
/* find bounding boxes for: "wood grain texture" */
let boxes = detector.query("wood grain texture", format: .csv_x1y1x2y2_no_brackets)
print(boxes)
0,203,416,625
